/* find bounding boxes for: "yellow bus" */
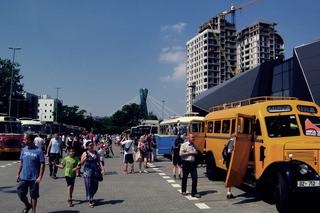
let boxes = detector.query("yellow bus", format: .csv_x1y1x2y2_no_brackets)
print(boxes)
204,97,320,212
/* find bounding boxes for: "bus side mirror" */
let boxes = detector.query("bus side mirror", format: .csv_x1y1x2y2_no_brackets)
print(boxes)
259,146,266,161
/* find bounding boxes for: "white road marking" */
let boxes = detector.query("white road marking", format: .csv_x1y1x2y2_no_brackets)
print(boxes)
152,168,160,170
162,176,170,179
0,166,6,168
167,180,175,183
148,164,155,168
6,164,12,166
186,195,199,201
195,203,210,209
158,173,166,176
171,184,181,188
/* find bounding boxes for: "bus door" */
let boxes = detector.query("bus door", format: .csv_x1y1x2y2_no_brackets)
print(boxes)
225,113,254,187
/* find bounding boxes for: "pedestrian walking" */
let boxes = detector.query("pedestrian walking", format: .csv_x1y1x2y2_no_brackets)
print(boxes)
79,141,105,208
97,143,106,173
138,135,148,173
56,148,80,207
46,133,61,179
224,134,236,199
179,134,201,198
172,134,183,179
121,133,135,174
34,134,45,152
16,132,45,213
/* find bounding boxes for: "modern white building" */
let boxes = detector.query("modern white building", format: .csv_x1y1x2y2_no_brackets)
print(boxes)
237,22,284,73
186,16,237,112
37,95,62,122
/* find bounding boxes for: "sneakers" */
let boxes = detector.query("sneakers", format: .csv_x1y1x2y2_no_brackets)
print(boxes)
191,194,201,198
181,192,187,196
227,193,236,199
22,204,32,213
143,170,148,173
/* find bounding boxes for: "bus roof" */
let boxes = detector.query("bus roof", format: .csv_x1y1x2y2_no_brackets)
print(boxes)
20,119,42,125
205,98,320,120
160,116,204,125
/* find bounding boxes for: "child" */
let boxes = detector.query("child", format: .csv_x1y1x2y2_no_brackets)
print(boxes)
56,148,80,207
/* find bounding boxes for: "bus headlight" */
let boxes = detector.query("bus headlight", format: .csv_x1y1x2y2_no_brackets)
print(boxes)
299,164,309,175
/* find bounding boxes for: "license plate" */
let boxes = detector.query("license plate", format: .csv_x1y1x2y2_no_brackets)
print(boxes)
297,180,320,187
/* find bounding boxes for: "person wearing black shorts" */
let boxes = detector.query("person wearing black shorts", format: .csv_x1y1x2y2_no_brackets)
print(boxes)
121,133,135,174
172,134,183,179
56,148,80,207
17,133,45,213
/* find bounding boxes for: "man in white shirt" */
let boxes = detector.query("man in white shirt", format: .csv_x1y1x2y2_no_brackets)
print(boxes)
121,133,135,175
34,134,45,151
179,134,200,198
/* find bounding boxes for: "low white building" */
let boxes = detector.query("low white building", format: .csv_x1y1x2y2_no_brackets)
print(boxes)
37,95,62,122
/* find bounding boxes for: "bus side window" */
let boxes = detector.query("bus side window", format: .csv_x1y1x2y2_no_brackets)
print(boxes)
191,123,199,132
208,121,213,133
214,120,221,133
222,120,230,133
231,119,236,134
201,122,205,133
254,119,262,136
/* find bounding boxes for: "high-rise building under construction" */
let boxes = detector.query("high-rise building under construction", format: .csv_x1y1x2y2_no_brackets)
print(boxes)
186,16,284,113
236,22,284,73
186,16,237,113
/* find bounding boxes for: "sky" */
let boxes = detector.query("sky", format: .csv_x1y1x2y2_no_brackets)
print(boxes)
0,0,319,118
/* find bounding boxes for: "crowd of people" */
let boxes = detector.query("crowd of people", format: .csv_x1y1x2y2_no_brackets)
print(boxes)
16,131,116,213
16,129,236,213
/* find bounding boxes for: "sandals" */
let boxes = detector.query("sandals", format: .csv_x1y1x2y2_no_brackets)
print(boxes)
88,202,94,208
68,199,74,207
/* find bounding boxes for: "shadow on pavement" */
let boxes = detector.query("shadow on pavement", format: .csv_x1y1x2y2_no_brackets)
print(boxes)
94,199,124,206
199,190,218,196
105,171,118,175
0,185,17,194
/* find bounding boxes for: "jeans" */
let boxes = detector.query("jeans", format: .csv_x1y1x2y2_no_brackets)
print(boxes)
181,160,198,195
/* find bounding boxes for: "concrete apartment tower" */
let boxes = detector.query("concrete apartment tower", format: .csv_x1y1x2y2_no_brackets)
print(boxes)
186,16,237,112
237,22,284,72
37,95,62,122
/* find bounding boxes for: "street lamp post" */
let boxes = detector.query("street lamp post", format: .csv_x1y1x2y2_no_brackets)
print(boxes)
8,47,22,117
55,87,62,122
188,82,196,113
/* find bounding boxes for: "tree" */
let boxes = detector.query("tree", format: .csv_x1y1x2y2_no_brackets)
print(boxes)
0,58,24,115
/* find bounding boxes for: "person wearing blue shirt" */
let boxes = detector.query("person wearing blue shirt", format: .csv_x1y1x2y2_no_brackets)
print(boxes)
16,133,45,213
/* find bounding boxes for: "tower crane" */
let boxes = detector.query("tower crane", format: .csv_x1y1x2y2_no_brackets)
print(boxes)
219,0,261,26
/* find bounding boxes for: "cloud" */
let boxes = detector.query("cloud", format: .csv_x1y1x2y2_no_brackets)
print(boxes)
159,46,186,81
161,22,187,33
159,46,185,64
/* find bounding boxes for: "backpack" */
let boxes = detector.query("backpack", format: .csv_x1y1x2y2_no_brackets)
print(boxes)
222,145,228,162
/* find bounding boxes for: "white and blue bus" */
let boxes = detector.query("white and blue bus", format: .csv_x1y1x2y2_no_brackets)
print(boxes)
155,115,204,155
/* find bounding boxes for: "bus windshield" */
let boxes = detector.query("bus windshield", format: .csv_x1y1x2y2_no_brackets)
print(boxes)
298,115,320,136
265,115,300,137
0,122,23,134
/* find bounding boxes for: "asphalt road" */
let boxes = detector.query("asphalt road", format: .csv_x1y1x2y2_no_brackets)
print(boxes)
0,146,316,213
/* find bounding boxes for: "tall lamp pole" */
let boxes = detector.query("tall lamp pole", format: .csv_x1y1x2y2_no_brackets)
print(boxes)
8,47,22,117
55,87,62,122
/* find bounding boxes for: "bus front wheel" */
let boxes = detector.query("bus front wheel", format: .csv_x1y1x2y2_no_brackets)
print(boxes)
275,172,291,213
205,153,216,181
